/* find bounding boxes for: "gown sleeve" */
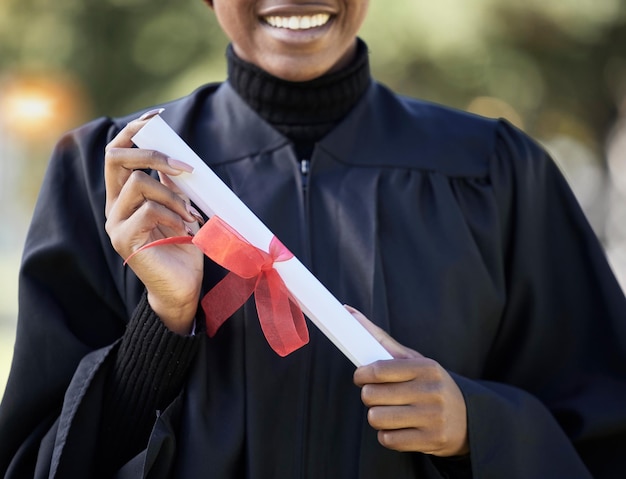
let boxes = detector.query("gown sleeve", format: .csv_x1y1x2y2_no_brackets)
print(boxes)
0,119,200,478
455,120,626,478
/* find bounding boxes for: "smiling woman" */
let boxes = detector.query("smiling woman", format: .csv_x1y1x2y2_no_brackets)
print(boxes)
0,1,625,478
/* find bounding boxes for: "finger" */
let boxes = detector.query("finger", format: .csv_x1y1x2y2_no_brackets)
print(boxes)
367,404,436,431
355,356,442,391
104,111,193,215
157,172,203,222
158,171,184,193
105,108,164,151
158,172,205,232
127,200,192,242
106,170,196,226
345,305,422,360
105,146,193,203
107,199,193,260
358,357,443,385
104,150,193,219
360,371,444,406
106,147,193,177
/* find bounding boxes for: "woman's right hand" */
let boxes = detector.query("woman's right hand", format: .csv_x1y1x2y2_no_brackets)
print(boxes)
104,110,204,334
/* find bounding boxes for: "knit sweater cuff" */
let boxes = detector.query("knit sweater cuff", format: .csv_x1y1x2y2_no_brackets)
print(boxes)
99,292,201,472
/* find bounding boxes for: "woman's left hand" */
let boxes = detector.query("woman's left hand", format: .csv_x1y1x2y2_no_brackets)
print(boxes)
348,306,469,457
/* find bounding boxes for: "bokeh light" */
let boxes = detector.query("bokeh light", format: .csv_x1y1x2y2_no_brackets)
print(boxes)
0,72,88,142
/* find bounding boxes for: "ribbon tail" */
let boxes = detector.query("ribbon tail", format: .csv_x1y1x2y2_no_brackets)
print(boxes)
202,273,256,337
255,269,309,357
124,235,194,265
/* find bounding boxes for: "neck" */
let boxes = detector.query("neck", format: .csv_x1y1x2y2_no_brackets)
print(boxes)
226,39,371,144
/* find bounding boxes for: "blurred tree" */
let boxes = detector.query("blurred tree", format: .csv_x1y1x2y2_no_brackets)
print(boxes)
362,1,626,147
0,0,227,119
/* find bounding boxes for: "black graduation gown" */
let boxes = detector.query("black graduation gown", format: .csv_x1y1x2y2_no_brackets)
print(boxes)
1,80,625,478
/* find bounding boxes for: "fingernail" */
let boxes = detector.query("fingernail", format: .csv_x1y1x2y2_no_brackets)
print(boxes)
139,108,165,121
167,158,194,173
186,204,205,226
186,225,195,237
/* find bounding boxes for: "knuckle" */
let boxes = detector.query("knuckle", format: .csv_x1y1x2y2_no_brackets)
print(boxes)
431,412,446,431
105,222,122,250
104,202,112,219
104,218,113,236
127,169,147,186
432,368,445,383
142,200,160,217
369,361,386,381
146,148,164,163
167,186,184,205
422,358,443,381
104,146,120,161
432,391,446,410
421,357,438,370
431,430,448,451
104,140,116,153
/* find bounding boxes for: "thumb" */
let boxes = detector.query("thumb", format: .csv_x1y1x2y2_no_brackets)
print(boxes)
344,305,422,360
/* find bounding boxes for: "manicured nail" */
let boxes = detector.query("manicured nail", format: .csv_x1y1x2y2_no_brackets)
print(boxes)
167,158,194,173
186,204,205,226
185,225,195,237
139,108,165,121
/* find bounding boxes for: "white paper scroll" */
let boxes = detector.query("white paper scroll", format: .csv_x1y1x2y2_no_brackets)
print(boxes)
132,115,393,367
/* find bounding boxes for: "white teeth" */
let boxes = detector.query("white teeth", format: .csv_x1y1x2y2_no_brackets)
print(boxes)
264,13,331,30
300,16,311,29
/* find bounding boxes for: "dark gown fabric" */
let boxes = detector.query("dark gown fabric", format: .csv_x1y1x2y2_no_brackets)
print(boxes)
1,80,625,478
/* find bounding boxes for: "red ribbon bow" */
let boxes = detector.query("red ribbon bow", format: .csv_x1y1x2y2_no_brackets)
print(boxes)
126,216,309,357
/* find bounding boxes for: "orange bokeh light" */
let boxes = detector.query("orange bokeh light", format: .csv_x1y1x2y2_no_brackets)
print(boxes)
0,72,89,142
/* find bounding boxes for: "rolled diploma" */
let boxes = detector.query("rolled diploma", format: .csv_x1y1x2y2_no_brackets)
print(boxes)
132,115,393,367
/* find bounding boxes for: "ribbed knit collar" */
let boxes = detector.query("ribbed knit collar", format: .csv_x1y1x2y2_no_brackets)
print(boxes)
226,38,371,143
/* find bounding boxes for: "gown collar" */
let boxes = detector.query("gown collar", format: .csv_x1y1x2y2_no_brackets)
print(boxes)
156,78,494,178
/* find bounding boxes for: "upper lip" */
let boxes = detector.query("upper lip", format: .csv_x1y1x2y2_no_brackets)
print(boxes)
257,2,338,17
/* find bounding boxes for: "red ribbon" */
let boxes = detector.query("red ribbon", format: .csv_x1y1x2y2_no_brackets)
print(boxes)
125,216,309,357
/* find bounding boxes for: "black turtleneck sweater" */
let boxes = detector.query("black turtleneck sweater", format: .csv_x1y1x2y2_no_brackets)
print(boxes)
98,39,373,475
227,38,371,158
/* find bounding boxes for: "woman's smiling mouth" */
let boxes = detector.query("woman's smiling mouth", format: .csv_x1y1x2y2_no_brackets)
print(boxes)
263,13,331,30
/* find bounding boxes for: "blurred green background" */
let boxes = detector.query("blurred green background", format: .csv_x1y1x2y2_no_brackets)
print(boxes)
1,0,625,395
